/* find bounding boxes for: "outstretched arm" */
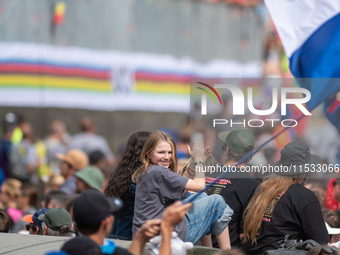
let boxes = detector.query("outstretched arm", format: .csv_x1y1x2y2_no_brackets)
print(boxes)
185,139,206,191
128,219,161,255
159,201,192,255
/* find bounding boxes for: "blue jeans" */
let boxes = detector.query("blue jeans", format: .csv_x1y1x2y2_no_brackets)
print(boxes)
183,193,233,244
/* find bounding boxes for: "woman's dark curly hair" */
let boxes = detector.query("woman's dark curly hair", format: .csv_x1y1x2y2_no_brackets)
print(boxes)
104,131,151,202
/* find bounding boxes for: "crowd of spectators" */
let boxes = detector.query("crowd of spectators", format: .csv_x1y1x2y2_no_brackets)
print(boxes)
0,112,339,255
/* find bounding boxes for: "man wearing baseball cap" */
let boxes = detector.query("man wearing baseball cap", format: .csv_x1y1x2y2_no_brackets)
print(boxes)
74,166,104,193
60,199,191,255
73,189,161,255
23,207,49,235
57,149,88,196
205,125,260,248
38,208,74,237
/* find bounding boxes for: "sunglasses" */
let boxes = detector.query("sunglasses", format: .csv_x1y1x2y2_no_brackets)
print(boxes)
25,223,37,232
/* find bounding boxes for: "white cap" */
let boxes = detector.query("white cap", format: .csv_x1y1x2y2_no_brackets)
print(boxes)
326,222,340,235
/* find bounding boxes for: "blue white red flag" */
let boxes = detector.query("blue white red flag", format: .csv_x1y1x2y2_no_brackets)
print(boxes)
264,0,340,112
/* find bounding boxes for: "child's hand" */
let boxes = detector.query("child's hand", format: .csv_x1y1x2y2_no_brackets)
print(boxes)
188,139,204,162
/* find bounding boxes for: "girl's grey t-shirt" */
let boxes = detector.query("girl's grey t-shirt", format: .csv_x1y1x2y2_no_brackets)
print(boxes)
132,165,189,240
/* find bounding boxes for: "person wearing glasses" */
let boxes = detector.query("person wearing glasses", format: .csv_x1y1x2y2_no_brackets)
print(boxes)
23,208,49,235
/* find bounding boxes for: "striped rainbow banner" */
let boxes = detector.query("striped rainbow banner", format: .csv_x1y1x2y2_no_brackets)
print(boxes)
0,60,111,92
0,43,261,112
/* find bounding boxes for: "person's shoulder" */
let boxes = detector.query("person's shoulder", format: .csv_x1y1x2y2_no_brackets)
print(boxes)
224,171,260,186
68,133,85,145
147,165,182,180
70,133,84,139
140,165,163,180
112,247,133,255
233,170,259,180
285,183,319,204
91,133,107,142
97,134,107,141
287,182,314,194
147,165,168,173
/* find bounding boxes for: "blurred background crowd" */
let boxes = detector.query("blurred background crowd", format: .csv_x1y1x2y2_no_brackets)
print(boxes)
0,0,339,243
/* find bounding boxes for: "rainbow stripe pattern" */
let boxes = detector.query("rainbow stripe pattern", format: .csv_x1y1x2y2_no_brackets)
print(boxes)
0,60,111,92
0,43,261,112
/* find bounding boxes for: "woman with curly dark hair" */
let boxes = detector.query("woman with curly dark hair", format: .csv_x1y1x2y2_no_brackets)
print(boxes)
104,130,151,240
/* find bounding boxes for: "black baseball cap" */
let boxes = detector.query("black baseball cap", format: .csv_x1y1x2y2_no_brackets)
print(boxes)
274,141,321,176
61,236,104,255
73,189,123,229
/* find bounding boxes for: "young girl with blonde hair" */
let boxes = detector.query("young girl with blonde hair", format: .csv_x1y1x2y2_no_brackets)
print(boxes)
132,131,233,249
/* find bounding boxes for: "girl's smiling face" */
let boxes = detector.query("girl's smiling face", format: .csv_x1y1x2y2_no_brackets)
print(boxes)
149,141,173,168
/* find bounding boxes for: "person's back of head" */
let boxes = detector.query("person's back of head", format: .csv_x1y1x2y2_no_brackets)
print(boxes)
73,189,122,236
323,209,340,228
39,208,74,237
218,126,255,163
47,191,69,209
104,131,151,201
61,236,104,255
0,209,11,232
322,209,340,243
43,190,67,208
42,223,73,237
